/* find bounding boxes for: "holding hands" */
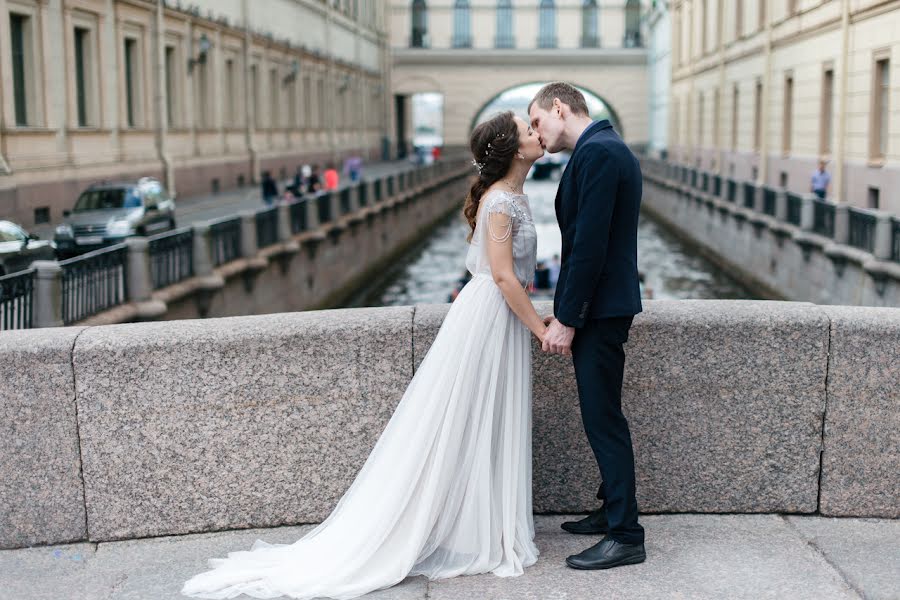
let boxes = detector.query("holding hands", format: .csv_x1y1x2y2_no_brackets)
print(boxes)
539,315,574,356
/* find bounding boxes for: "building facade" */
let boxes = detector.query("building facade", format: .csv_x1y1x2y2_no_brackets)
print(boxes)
646,0,670,157
390,0,649,149
670,0,900,213
0,0,392,228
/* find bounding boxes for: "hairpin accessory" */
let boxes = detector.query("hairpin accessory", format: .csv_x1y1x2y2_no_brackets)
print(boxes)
472,158,484,174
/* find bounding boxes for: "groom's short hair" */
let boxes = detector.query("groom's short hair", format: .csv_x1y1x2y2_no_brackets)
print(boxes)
528,82,589,117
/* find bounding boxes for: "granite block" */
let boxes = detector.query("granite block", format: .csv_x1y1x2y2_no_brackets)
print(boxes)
0,326,88,549
72,308,415,541
415,300,830,514
818,306,900,517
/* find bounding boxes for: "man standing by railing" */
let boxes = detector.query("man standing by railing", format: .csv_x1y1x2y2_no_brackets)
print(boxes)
810,160,831,200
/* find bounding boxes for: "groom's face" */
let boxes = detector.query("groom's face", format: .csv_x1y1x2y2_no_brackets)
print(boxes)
528,100,566,154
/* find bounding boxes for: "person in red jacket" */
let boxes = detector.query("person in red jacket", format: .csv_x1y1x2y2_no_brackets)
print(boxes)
323,164,339,190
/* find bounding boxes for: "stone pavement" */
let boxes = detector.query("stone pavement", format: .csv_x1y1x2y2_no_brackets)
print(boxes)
1,515,896,600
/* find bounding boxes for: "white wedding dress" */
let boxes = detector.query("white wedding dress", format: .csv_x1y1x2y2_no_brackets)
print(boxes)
182,190,539,599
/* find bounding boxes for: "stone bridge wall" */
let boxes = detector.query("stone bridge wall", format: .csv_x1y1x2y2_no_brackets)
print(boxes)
1,301,897,550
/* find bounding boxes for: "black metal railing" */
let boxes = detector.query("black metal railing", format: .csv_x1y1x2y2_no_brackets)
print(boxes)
149,228,194,290
690,168,698,188
398,172,407,192
317,192,332,223
701,172,709,192
339,188,352,214
0,268,34,331
848,208,877,253
742,182,755,209
373,179,382,202
255,207,279,248
713,175,722,197
209,217,242,266
387,177,395,197
726,179,736,203
892,218,900,262
290,198,308,234
812,199,836,238
763,188,777,216
60,244,128,325
358,184,368,207
786,192,803,226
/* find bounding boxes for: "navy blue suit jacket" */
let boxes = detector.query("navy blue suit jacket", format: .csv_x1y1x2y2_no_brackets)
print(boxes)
553,119,643,328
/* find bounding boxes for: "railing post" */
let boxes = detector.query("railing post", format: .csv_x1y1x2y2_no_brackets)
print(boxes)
239,210,259,258
277,202,293,242
330,190,342,217
800,194,816,231
775,189,788,221
834,204,850,245
873,212,894,260
192,223,215,277
31,261,63,328
125,237,154,302
305,194,320,229
753,184,766,213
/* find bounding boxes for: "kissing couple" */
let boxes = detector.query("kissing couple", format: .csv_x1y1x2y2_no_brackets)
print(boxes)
183,81,645,600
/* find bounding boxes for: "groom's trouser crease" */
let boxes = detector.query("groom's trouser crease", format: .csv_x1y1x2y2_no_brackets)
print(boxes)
571,315,645,545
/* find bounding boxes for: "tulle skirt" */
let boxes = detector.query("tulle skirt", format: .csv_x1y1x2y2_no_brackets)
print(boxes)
182,273,539,599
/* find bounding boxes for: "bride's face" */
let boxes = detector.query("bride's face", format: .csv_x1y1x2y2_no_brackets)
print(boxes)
514,116,544,163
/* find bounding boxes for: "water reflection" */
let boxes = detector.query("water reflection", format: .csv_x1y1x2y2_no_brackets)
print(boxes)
358,179,756,307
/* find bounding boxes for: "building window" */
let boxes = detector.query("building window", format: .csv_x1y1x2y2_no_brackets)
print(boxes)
538,0,556,49
288,75,298,129
731,84,739,151
713,87,720,152
758,0,766,30
700,0,707,54
624,0,641,47
495,0,514,48
871,57,890,160
411,0,428,48
195,59,210,128
303,75,312,127
250,64,260,128
753,80,762,152
735,0,743,40
74,26,95,127
783,74,793,154
124,38,139,128
452,0,471,48
582,0,599,48
868,187,880,209
10,13,32,126
270,68,279,128
318,78,325,125
165,45,177,127
820,67,833,155
223,59,234,125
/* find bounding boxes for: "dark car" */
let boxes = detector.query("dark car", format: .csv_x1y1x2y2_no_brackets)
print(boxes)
0,220,57,276
54,177,176,259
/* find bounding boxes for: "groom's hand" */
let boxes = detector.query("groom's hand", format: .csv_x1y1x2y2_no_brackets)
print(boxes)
542,319,575,356
543,315,555,326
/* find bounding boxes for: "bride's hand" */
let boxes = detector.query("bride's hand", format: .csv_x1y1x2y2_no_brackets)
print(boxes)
536,326,548,344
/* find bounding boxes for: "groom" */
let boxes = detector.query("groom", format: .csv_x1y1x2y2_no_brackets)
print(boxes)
528,83,646,570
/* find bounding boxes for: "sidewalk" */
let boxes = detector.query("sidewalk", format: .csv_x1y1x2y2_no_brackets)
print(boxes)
2,514,896,599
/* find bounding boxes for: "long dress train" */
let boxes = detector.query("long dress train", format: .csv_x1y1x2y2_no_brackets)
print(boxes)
182,190,539,599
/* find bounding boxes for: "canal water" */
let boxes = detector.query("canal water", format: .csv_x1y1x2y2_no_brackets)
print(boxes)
352,179,755,308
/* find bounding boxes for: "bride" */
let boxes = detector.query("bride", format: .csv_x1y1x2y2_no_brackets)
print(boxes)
182,110,547,599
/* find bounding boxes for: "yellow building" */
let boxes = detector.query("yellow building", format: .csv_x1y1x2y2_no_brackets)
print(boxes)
0,0,391,228
670,0,900,213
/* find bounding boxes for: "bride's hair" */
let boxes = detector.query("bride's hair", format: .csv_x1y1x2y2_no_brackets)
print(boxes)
463,111,520,242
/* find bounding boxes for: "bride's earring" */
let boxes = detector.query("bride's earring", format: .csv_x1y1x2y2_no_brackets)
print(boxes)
517,152,525,160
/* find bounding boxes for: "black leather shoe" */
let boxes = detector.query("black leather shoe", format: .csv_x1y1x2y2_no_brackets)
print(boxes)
560,508,609,535
565,536,646,570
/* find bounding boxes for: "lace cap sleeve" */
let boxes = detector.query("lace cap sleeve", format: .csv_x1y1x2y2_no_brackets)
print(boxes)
483,193,518,243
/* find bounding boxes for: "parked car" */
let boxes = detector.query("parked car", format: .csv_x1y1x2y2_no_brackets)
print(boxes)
54,177,176,259
0,220,57,276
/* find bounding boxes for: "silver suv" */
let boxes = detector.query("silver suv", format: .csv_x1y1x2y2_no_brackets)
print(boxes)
54,177,176,259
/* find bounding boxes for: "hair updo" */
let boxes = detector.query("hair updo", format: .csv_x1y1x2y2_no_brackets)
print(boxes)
463,111,520,242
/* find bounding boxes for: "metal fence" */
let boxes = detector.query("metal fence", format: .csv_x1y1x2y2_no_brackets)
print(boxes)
60,244,128,325
255,207,279,248
339,188,352,214
892,218,900,262
812,199,836,238
848,208,877,253
149,228,194,289
742,182,755,209
358,184,368,207
701,172,709,192
387,176,395,197
289,198,308,234
763,188,777,216
726,179,736,203
373,179,382,202
209,217,242,266
316,192,332,223
0,268,34,331
712,175,722,197
786,192,803,226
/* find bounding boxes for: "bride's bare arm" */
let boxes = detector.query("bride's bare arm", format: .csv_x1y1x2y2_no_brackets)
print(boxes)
484,211,547,342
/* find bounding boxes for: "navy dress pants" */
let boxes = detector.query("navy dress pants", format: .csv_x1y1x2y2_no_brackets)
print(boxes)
571,315,644,545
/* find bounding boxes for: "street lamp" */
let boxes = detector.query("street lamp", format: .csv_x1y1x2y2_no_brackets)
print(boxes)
187,33,211,73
